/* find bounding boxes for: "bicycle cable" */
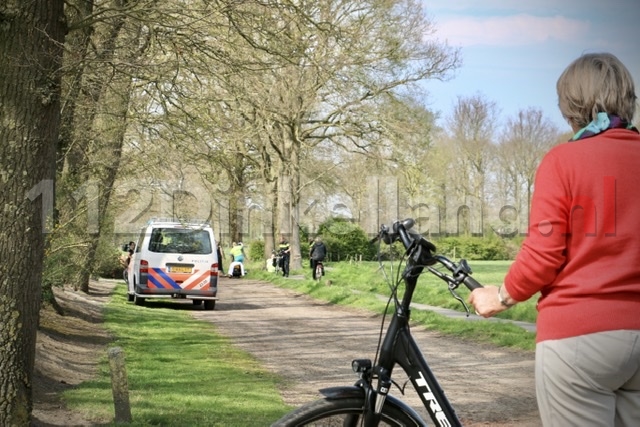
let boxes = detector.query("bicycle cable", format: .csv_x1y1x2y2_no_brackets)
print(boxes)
371,235,410,378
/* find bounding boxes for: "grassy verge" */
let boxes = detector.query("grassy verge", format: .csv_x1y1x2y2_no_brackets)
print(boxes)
64,285,291,426
249,259,537,351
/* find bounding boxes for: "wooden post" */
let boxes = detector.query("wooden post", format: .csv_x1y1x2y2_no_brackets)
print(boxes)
108,347,132,423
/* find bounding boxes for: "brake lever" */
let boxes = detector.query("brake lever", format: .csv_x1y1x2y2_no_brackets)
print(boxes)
448,285,471,317
370,224,392,245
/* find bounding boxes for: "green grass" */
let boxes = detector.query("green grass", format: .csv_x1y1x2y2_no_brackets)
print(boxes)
64,285,291,426
249,259,537,351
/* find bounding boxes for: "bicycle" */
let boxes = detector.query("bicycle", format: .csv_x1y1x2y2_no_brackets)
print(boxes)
272,250,283,275
271,218,482,427
314,261,324,283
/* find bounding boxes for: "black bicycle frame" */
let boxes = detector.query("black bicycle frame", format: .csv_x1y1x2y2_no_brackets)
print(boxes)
368,264,462,427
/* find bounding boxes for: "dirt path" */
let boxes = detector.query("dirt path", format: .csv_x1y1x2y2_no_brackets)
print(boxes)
192,278,541,427
33,280,118,426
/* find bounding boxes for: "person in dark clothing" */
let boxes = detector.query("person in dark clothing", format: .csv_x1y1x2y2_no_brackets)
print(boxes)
121,241,135,282
125,241,135,264
309,236,327,280
277,235,290,277
216,245,224,274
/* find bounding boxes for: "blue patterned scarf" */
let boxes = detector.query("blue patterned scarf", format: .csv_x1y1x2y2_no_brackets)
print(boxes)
571,112,638,141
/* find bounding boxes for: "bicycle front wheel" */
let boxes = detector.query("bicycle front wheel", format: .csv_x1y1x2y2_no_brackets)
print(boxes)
272,396,424,426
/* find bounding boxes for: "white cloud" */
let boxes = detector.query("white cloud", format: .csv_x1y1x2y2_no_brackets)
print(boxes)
435,14,590,47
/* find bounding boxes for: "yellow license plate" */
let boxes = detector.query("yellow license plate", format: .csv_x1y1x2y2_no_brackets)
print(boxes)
170,266,192,273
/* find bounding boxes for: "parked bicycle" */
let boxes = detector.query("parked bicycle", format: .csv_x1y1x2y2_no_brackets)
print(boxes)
272,250,284,275
272,218,483,426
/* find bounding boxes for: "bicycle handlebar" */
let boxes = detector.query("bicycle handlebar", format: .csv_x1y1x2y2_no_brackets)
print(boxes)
461,274,483,291
372,218,483,292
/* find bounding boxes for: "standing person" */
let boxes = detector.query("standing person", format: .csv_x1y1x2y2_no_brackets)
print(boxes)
216,243,224,275
309,236,327,280
278,235,290,277
125,241,135,264
469,52,640,427
121,241,135,282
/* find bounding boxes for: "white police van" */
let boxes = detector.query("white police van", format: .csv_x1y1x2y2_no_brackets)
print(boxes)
126,218,220,310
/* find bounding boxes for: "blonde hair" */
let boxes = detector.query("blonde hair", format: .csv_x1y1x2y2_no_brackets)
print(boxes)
556,52,637,129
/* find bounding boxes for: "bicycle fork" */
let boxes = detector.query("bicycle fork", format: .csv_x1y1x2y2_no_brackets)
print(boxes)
352,308,462,426
351,360,392,425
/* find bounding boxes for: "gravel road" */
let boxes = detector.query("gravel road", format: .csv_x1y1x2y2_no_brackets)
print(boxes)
191,278,541,427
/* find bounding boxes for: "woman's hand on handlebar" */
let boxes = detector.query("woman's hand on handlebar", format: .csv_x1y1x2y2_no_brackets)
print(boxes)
468,286,509,318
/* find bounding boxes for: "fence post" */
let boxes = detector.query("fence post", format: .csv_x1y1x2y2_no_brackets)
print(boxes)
108,347,132,423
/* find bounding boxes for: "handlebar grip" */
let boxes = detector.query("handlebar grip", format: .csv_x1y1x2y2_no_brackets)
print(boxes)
462,275,483,291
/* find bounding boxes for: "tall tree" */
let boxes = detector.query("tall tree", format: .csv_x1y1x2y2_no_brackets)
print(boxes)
54,0,154,292
0,1,66,423
444,94,498,235
497,107,561,229
220,0,460,267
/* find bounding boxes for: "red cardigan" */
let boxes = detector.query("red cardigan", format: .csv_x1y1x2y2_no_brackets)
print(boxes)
504,129,640,342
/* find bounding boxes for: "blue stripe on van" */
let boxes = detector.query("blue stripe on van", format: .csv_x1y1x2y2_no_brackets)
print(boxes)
150,268,181,289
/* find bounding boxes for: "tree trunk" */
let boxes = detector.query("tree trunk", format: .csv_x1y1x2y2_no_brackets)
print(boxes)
228,190,246,243
258,135,278,258
63,3,134,292
288,139,303,271
227,163,246,243
277,169,292,239
57,0,94,177
261,178,278,258
0,1,65,424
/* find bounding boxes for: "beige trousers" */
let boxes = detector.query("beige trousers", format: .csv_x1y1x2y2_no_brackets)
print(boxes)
536,330,640,427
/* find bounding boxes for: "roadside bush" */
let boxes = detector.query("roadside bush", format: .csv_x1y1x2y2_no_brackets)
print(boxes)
42,229,125,302
93,241,125,279
433,235,511,260
42,238,78,301
366,240,405,261
300,240,310,259
504,236,524,259
298,224,310,248
42,227,98,288
248,240,264,261
316,218,377,261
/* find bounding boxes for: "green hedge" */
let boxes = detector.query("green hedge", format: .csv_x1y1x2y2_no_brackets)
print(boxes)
248,240,265,260
431,235,512,260
244,225,522,264
316,218,377,261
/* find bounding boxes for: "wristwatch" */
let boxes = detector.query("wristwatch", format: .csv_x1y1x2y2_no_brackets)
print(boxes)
498,286,515,308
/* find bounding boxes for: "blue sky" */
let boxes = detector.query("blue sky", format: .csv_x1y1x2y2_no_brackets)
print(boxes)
420,0,640,132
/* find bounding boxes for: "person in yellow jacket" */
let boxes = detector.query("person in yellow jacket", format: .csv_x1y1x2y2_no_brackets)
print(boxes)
227,242,247,277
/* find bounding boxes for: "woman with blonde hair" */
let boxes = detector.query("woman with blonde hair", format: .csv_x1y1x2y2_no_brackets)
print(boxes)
470,52,640,426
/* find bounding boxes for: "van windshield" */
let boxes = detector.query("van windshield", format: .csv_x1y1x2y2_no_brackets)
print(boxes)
148,228,213,254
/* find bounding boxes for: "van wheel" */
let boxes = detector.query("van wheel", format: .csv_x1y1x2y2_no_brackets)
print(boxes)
192,299,202,306
134,295,145,306
204,300,215,310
